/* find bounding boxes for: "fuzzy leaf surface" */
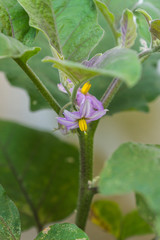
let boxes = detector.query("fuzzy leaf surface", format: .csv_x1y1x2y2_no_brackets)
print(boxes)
35,223,89,240
0,32,40,62
0,33,68,111
121,9,137,48
44,48,141,87
99,142,160,234
17,0,103,62
0,120,79,230
0,0,36,46
0,185,21,240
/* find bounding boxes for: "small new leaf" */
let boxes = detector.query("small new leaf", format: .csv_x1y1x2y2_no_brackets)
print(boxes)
35,223,89,240
94,0,120,42
91,200,122,238
0,185,21,240
135,8,152,26
120,210,153,240
121,9,137,48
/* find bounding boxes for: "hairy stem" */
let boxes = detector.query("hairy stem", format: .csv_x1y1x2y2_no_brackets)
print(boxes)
14,58,61,114
75,129,95,230
101,77,122,108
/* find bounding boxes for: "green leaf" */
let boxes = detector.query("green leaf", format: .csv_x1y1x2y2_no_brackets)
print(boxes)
120,9,137,48
136,0,160,19
120,210,153,240
0,120,79,230
0,0,36,46
99,142,160,234
150,20,160,40
44,48,141,87
135,8,152,25
94,0,120,42
0,33,68,111
35,223,89,240
90,200,122,238
17,0,103,62
134,11,151,47
0,32,40,62
109,54,160,114
0,185,21,240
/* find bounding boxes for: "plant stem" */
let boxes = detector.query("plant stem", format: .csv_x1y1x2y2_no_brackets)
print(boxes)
101,77,122,108
14,58,61,114
138,45,160,59
75,129,95,230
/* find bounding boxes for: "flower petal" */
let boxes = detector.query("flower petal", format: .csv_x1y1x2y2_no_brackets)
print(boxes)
80,99,93,118
87,95,104,110
67,122,79,130
57,117,75,127
76,91,85,107
63,110,80,121
86,109,108,123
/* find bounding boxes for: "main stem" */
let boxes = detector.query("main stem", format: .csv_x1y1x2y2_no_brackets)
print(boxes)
75,129,95,230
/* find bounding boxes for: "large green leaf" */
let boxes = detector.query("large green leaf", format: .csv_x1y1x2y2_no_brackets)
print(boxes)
99,142,160,234
0,185,21,240
109,54,160,114
0,0,36,46
91,200,122,238
0,120,79,230
44,48,141,87
35,223,89,240
0,32,40,62
17,0,103,62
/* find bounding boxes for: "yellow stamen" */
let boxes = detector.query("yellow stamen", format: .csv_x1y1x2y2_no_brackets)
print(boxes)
78,119,87,132
81,82,91,95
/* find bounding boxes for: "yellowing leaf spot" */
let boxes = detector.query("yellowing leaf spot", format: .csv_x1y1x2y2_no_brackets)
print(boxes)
76,238,87,240
43,226,50,234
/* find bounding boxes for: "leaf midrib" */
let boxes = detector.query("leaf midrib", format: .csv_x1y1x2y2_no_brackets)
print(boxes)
0,216,16,240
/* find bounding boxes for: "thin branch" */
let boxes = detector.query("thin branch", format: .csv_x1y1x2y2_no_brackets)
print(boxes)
14,58,61,114
101,77,122,108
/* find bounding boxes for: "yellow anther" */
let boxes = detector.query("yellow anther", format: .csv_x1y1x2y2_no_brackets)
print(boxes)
81,82,91,95
78,119,87,132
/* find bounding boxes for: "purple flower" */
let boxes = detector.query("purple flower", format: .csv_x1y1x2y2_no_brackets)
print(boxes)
58,80,104,111
76,91,104,111
57,99,108,132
